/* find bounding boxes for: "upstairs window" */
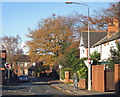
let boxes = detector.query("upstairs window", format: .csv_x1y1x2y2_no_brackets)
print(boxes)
19,63,22,66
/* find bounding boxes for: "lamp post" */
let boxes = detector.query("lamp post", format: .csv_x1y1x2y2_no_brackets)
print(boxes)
59,65,63,81
65,1,91,91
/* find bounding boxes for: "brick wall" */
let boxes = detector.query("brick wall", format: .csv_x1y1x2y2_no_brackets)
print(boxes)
92,65,105,92
65,71,69,83
115,64,120,94
92,65,97,91
78,78,86,89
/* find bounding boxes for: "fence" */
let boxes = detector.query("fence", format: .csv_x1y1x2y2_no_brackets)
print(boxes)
105,70,115,91
64,64,120,93
92,64,120,94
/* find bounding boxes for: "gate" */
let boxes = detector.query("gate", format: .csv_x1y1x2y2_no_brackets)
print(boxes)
105,70,115,91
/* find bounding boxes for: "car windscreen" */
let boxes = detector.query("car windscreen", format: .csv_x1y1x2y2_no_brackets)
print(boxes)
19,75,27,77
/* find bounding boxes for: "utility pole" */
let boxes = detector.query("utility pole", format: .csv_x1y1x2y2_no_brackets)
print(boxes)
65,1,91,90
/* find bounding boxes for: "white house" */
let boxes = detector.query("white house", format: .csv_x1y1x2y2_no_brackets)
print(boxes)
79,31,107,59
93,17,120,61
79,17,120,62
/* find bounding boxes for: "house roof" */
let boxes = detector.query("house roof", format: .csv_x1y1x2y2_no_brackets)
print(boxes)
93,31,120,47
80,31,107,48
14,55,31,62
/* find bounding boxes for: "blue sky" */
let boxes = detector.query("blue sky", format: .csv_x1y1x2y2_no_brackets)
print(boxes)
2,1,115,54
2,2,112,43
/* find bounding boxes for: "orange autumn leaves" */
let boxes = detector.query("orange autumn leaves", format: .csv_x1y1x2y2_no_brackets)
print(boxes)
27,16,76,62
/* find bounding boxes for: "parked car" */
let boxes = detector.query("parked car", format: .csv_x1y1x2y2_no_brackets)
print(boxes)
18,75,29,82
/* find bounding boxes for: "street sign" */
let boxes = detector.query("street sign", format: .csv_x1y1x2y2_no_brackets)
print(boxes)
84,60,89,68
84,59,93,68
88,58,91,64
5,64,11,69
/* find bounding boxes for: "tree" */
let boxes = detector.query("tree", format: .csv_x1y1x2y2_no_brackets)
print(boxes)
108,41,120,70
90,2,119,30
27,15,77,62
34,62,45,74
74,2,119,32
90,51,100,65
65,48,79,70
2,35,23,64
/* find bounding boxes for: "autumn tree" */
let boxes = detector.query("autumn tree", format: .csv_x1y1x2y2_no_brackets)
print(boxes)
27,15,77,62
2,35,23,64
90,2,119,30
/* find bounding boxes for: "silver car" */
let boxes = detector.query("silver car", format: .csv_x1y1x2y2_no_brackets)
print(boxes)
18,75,29,82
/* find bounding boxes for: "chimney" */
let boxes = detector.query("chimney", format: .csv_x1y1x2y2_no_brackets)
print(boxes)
108,19,115,38
113,17,119,33
107,17,119,38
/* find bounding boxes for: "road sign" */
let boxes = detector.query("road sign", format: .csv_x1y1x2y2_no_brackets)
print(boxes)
84,59,93,68
5,64,11,69
88,58,91,64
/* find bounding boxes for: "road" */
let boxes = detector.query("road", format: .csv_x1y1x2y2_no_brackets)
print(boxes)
2,77,67,96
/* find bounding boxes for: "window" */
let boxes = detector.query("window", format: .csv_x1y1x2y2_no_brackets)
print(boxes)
25,63,27,67
116,39,118,42
19,63,22,66
104,43,106,46
83,50,84,54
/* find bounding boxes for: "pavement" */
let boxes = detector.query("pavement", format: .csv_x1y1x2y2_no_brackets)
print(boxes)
48,80,120,97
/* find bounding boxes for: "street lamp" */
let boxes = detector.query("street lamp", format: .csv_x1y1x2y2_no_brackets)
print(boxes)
65,1,91,91
59,65,63,81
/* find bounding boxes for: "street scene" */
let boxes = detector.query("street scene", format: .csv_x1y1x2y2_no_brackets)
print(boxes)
1,0,120,97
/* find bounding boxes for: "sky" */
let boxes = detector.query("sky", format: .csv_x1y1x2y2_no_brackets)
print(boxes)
1,0,118,54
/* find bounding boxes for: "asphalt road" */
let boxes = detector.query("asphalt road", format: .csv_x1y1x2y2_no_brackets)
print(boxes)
2,77,67,96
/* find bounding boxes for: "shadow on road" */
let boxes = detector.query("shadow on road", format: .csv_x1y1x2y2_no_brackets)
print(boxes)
2,86,29,91
1,94,120,97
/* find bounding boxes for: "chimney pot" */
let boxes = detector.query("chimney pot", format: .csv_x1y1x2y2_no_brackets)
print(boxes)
114,17,116,20
109,20,111,24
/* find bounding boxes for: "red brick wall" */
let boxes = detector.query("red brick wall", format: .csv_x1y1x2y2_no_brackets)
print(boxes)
92,65,105,92
92,65,97,91
115,64,120,94
78,79,86,89
65,71,69,83
69,79,73,82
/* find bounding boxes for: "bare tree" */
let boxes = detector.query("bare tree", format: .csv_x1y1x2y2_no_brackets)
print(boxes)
2,35,23,64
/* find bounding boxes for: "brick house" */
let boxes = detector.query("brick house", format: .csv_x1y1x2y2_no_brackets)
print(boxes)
13,55,34,76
